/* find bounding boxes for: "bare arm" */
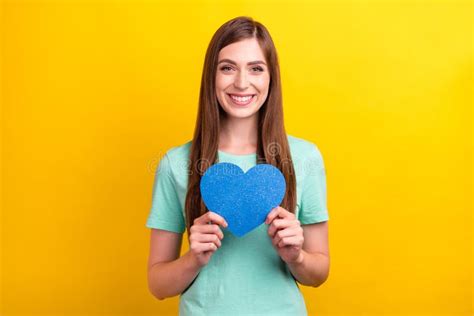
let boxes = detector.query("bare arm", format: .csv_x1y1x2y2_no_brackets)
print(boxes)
147,212,228,300
287,221,330,287
147,229,201,300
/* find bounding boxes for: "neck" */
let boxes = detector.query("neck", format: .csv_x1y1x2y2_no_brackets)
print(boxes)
219,114,259,152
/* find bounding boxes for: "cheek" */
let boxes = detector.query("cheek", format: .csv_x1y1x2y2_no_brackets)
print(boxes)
254,76,270,92
215,74,232,90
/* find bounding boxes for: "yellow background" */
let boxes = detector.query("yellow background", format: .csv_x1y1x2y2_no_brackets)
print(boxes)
1,0,472,315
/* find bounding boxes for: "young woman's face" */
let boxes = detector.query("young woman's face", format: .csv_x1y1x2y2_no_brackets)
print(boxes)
215,38,270,119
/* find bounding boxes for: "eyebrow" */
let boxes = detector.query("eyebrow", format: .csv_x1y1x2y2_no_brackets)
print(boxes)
217,58,267,66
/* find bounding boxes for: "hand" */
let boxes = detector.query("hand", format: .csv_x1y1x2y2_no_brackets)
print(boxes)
265,206,304,264
188,211,228,268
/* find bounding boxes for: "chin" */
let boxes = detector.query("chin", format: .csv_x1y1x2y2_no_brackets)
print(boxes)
223,105,260,119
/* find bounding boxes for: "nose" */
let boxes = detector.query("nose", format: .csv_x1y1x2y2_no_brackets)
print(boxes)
233,70,249,90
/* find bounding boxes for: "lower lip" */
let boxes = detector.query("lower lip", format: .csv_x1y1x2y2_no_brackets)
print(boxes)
227,94,256,106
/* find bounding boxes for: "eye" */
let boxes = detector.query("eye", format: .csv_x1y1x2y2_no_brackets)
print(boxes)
252,66,264,72
220,66,233,72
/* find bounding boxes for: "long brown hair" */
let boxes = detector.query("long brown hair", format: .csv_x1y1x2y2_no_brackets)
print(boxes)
184,16,296,238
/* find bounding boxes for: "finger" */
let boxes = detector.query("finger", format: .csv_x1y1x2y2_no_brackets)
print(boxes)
276,225,302,239
272,226,302,246
192,233,222,248
265,206,281,225
268,219,299,238
268,218,291,237
278,236,303,248
265,206,295,225
206,211,228,227
191,242,218,254
192,224,224,240
195,211,228,228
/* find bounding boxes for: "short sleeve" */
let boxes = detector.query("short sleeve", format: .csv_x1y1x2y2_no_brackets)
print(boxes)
145,152,186,233
299,143,329,224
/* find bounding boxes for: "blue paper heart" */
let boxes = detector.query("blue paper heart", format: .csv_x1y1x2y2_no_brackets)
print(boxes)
200,162,286,237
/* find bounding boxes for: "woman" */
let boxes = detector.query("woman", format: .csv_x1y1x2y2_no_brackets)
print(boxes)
146,16,330,315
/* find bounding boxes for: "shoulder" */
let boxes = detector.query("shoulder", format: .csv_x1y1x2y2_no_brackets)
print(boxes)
158,140,192,180
287,134,324,164
164,140,192,161
286,134,326,180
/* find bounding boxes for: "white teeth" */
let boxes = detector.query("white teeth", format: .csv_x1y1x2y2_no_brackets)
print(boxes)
230,94,253,102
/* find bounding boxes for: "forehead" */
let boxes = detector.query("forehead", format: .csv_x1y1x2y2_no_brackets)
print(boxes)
218,38,266,64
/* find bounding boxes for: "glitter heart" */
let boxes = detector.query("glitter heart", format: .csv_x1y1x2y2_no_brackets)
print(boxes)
200,162,286,237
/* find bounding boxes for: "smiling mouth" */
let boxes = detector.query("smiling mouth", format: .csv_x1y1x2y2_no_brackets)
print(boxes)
227,94,256,106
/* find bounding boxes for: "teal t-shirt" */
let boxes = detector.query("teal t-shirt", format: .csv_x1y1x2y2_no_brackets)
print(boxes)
146,134,329,316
